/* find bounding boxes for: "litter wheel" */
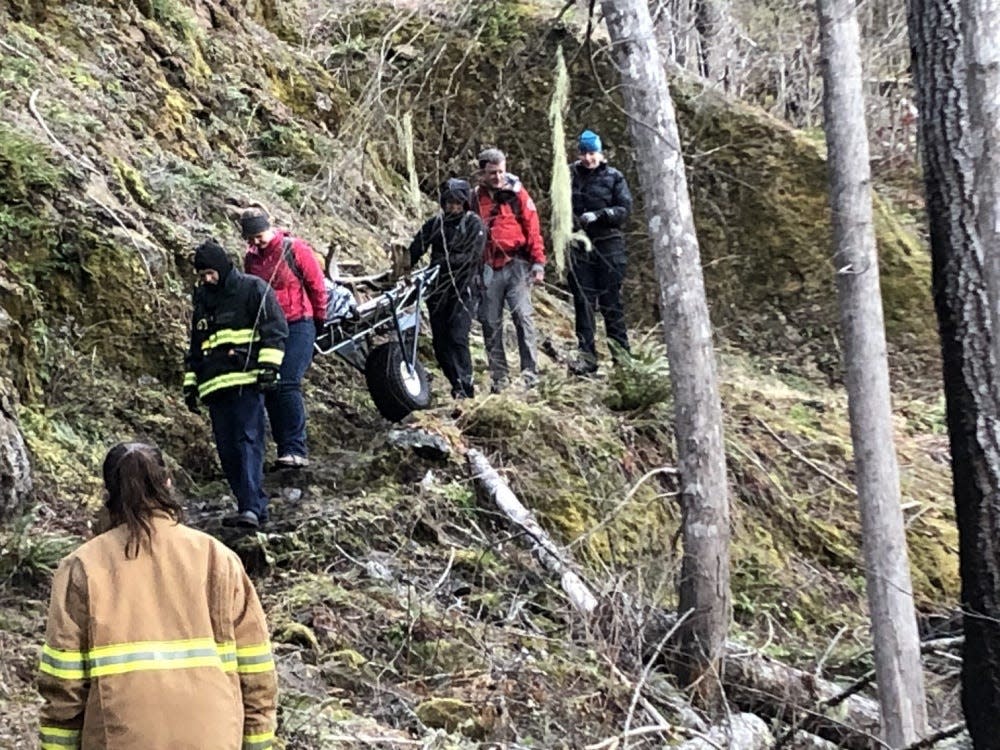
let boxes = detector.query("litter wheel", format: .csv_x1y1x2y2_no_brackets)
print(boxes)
364,341,431,421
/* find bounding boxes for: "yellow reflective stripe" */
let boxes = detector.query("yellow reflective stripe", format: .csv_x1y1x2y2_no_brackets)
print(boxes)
40,644,87,680
257,347,283,366
183,371,197,386
237,659,275,675
197,371,259,398
237,641,275,674
91,655,233,677
201,328,259,350
39,639,238,680
40,726,80,749
236,642,271,658
87,637,225,659
243,729,275,749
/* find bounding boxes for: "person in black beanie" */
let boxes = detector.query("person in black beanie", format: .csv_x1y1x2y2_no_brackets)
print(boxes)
408,179,486,398
242,209,327,469
184,240,289,528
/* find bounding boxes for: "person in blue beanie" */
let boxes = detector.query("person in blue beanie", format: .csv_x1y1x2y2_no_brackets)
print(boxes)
568,129,633,375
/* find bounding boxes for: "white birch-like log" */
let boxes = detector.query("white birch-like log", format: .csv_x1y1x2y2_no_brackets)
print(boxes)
817,0,929,744
676,713,773,750
467,449,597,616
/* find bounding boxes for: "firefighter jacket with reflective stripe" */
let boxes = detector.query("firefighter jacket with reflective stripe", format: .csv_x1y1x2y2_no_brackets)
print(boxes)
38,516,278,750
184,270,288,401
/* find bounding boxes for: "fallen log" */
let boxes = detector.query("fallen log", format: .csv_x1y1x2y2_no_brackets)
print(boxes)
677,713,774,750
467,449,597,616
723,647,883,748
468,448,886,748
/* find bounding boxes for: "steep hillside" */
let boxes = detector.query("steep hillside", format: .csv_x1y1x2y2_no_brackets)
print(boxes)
0,1,959,747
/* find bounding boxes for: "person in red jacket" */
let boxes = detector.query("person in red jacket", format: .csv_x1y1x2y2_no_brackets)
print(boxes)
241,209,327,468
473,148,547,392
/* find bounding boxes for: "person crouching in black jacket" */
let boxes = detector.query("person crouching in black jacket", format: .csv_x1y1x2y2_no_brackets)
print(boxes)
409,178,486,398
568,129,634,375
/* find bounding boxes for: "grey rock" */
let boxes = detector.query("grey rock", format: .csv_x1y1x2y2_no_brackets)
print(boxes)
0,378,33,521
387,428,451,460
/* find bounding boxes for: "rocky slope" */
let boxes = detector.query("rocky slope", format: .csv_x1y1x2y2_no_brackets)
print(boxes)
0,0,959,747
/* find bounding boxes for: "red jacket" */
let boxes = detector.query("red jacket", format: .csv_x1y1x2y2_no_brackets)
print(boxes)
244,230,327,323
474,176,546,270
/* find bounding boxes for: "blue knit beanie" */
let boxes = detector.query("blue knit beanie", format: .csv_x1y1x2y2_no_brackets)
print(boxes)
578,129,602,153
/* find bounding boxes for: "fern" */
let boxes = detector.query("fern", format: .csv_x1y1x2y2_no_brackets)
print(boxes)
605,337,672,411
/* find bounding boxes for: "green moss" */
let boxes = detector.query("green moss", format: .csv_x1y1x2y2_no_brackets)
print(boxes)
0,123,66,201
111,157,155,209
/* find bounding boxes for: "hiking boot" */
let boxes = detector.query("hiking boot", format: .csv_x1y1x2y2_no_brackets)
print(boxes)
489,377,509,395
568,357,598,376
522,370,539,389
222,510,260,529
277,454,310,468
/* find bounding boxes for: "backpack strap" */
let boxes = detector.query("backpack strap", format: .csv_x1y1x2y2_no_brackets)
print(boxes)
282,236,306,286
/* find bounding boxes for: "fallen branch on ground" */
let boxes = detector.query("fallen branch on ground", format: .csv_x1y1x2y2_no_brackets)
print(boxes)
467,449,597,616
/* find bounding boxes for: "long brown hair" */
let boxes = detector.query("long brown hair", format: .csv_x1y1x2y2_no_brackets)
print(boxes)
102,442,184,558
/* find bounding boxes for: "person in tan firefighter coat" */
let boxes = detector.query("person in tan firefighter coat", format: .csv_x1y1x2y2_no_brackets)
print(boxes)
38,441,278,750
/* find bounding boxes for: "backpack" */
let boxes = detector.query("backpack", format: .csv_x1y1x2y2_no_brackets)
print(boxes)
281,236,356,322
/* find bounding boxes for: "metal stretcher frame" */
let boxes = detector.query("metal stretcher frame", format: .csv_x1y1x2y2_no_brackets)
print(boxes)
313,264,439,375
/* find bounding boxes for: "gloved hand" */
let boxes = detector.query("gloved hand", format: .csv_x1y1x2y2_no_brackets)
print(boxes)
314,319,327,339
580,211,598,226
257,366,280,392
183,385,199,414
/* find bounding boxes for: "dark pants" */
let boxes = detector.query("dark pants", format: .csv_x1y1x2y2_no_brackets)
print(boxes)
428,292,475,397
568,239,630,359
265,319,315,458
208,387,269,520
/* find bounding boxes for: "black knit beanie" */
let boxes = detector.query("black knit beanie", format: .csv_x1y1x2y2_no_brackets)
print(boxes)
240,212,271,239
439,178,472,210
194,240,233,281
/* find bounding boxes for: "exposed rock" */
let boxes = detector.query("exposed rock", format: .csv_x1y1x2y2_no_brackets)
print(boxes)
0,374,32,522
387,427,451,459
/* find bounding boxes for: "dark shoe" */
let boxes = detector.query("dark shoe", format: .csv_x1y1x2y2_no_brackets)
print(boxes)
222,510,260,529
568,357,598,376
452,382,475,400
490,377,509,394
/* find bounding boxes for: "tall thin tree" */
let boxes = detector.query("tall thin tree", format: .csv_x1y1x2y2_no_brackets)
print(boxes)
817,0,928,744
600,0,731,704
908,0,1000,740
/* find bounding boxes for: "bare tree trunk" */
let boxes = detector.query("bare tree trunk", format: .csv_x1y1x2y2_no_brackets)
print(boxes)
694,0,731,90
600,0,731,707
908,0,1000,741
963,0,1000,369
817,0,929,745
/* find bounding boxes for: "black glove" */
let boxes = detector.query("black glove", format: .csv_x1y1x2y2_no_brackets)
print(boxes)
314,319,327,339
183,385,199,414
257,366,280,392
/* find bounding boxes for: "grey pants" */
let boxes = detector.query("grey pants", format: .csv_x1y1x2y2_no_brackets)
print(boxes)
479,258,538,381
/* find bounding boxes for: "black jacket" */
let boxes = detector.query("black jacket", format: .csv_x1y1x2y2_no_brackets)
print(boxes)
184,270,289,401
570,161,633,243
408,211,486,303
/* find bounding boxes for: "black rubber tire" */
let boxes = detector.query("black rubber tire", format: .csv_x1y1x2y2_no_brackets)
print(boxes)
364,341,431,421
